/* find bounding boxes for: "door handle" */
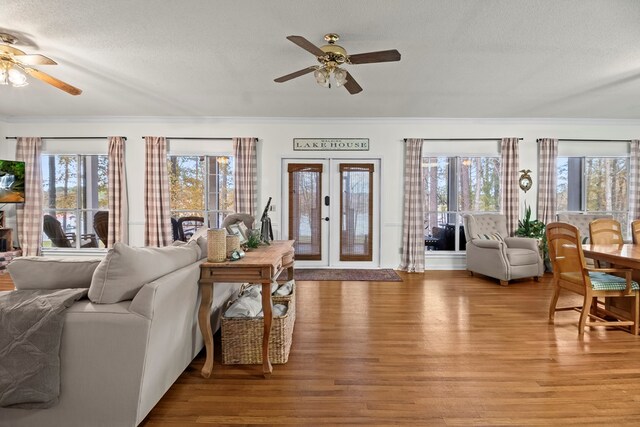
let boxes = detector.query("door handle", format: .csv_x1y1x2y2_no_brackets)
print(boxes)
324,196,330,206
324,217,330,221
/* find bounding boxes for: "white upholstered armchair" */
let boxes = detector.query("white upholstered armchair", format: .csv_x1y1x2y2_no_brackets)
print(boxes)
463,213,544,286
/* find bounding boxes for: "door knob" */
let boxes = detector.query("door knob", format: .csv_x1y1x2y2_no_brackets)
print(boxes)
324,217,330,221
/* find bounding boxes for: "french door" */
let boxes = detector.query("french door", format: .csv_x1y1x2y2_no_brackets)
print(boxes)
282,158,380,268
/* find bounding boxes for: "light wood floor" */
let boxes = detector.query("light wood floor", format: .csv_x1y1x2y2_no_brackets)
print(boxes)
5,272,640,425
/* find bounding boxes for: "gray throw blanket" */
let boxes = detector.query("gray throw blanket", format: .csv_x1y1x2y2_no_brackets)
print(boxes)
0,288,88,408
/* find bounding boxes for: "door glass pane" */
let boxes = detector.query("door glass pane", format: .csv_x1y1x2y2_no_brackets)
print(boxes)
340,164,373,261
288,164,322,260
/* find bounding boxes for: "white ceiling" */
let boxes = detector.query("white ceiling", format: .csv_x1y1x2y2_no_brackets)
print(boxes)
1,0,640,119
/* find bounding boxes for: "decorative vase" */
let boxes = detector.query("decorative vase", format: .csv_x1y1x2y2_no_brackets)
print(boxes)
207,229,226,262
226,235,240,258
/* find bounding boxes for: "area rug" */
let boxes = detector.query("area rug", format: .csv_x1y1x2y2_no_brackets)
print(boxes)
278,268,402,282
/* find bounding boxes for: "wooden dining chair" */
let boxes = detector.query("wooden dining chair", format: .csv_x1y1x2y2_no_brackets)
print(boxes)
589,218,625,268
589,218,624,245
632,220,640,244
547,222,639,337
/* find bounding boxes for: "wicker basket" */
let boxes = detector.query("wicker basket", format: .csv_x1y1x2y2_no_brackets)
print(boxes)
221,289,295,365
272,280,296,325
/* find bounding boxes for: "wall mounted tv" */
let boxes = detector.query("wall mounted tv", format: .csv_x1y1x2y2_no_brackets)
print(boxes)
0,160,25,203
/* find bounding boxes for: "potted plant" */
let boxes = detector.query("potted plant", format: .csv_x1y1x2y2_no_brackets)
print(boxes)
515,204,550,271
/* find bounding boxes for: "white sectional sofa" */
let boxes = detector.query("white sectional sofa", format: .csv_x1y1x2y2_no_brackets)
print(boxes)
0,240,241,427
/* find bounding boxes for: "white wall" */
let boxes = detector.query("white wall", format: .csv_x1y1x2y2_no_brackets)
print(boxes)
3,116,640,268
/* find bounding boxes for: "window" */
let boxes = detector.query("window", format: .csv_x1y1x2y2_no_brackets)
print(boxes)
168,155,234,237
557,156,629,237
423,156,501,251
42,154,108,249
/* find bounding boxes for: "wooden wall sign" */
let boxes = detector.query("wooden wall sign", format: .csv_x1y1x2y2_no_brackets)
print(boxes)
293,138,369,151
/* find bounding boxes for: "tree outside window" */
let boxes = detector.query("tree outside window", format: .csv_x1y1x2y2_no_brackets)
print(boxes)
168,155,235,239
42,154,107,249
557,156,629,237
423,156,501,251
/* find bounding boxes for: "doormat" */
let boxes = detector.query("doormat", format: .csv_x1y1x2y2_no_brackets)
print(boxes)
278,268,402,282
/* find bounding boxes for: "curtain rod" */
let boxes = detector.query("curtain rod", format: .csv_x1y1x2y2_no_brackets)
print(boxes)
5,136,126,140
555,138,632,143
144,137,233,141
405,138,523,141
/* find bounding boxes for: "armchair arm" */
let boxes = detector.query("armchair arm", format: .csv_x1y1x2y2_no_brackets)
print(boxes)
584,267,635,295
504,236,540,251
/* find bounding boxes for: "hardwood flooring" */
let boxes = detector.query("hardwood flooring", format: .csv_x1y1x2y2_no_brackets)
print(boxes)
141,271,640,426
5,271,640,424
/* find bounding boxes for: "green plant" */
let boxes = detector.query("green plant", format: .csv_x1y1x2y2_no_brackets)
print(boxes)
515,204,548,260
244,229,262,249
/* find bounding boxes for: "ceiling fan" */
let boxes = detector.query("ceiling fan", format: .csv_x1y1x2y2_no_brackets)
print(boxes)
274,33,401,95
0,32,82,95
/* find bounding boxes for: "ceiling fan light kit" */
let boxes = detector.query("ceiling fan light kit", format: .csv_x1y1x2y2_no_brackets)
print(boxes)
0,63,28,87
275,33,401,94
0,32,82,95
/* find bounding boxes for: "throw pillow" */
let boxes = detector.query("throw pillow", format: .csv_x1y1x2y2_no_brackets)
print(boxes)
88,240,201,304
476,232,504,241
188,226,209,259
9,257,103,290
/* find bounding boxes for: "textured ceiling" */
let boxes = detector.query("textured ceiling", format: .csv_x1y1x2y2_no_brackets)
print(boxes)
1,0,640,118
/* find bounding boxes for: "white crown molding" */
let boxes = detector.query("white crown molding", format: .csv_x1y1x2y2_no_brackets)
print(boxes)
4,115,640,127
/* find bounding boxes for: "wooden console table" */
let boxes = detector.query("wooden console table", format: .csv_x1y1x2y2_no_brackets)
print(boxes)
197,240,294,378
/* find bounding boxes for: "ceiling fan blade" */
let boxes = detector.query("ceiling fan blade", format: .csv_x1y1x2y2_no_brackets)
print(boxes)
274,66,316,83
24,68,82,95
15,54,57,65
0,44,26,56
343,72,363,95
348,49,401,64
286,35,325,57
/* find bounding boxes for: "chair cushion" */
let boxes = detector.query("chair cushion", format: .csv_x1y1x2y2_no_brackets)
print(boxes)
506,248,539,266
588,271,639,291
476,232,503,241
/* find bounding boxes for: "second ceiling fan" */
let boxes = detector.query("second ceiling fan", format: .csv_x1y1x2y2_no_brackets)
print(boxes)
274,33,401,95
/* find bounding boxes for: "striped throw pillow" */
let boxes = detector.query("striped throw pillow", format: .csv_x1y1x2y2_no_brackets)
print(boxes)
476,232,504,241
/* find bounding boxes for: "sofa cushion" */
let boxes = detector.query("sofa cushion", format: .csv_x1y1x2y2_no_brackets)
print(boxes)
88,241,201,304
8,257,103,290
506,248,539,266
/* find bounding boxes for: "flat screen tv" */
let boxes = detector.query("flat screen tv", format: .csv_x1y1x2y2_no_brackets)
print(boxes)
0,160,25,203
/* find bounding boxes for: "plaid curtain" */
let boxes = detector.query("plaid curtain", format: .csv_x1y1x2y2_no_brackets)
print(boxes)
630,140,640,221
233,137,257,216
144,136,171,247
500,137,520,236
536,138,558,226
107,136,128,247
16,137,43,256
398,138,425,273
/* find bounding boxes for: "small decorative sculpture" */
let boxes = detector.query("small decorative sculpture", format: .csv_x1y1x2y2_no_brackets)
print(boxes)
518,169,533,193
260,197,274,244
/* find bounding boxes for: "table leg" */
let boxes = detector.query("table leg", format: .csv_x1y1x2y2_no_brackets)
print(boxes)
198,281,214,378
287,265,294,281
261,282,273,378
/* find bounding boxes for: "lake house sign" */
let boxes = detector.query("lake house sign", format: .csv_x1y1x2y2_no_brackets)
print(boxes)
293,138,369,151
